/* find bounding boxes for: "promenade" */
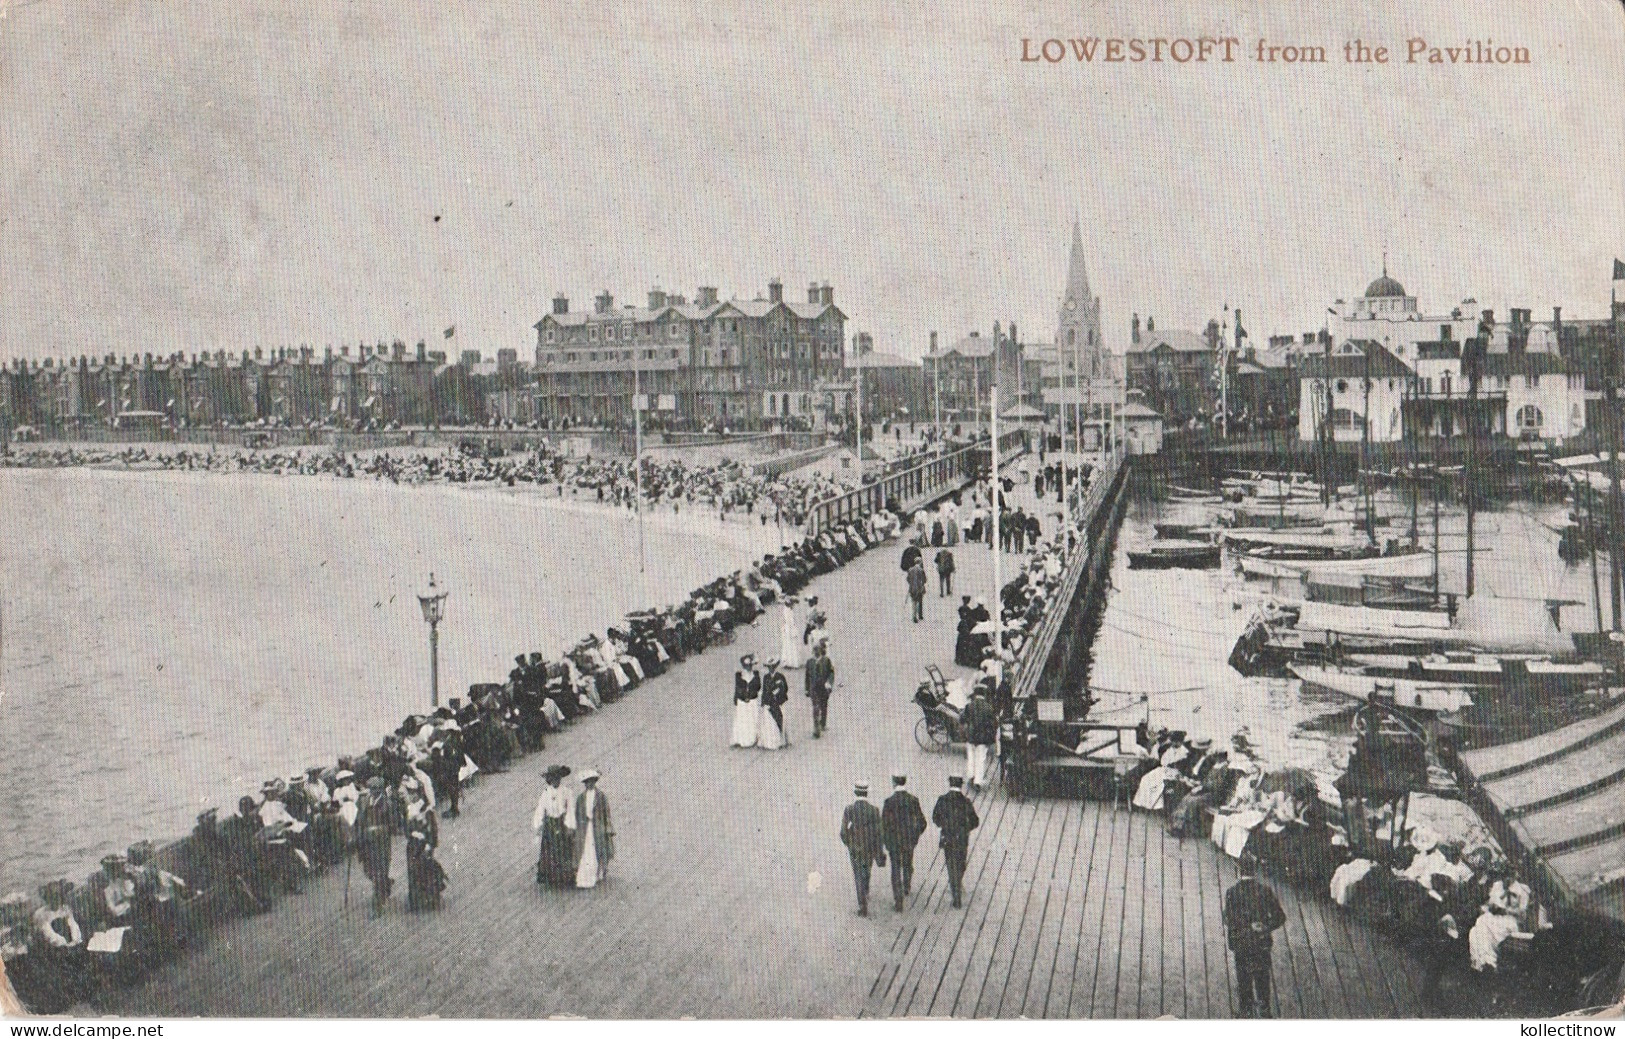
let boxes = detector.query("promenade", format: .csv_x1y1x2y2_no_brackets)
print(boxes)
90,475,1427,1018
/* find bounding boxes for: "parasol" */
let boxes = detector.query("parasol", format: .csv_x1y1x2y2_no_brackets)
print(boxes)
971,620,997,635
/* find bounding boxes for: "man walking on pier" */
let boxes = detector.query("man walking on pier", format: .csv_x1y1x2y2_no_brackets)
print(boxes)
1222,862,1287,1018
932,775,979,908
906,558,927,622
355,778,399,917
934,547,955,597
962,689,998,792
881,774,926,912
840,781,886,917
805,640,835,738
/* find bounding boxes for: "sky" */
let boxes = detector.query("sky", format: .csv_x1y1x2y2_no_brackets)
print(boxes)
1,0,1622,365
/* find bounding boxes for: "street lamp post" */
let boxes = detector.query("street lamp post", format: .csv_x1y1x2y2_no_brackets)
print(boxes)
417,572,449,708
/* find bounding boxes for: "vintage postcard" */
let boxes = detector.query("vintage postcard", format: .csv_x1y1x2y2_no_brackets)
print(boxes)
1,0,1623,1024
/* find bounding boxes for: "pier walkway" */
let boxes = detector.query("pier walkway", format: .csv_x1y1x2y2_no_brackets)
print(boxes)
91,473,1425,1019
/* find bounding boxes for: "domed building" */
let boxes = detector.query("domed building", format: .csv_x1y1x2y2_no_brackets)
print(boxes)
1347,264,1418,320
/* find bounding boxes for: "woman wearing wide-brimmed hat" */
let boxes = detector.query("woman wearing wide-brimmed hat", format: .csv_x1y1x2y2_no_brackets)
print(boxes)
532,765,575,888
731,653,762,748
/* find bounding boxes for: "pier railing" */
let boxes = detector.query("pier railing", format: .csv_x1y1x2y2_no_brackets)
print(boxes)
803,429,1026,535
1012,449,1127,705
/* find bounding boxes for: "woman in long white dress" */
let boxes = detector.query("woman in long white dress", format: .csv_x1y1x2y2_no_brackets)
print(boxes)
757,658,787,750
730,655,761,748
778,598,803,670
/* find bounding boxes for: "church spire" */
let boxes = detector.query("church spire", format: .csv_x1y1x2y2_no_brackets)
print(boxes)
1065,218,1092,306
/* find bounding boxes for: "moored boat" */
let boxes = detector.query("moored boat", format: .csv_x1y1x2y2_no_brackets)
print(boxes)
1127,540,1222,570
1289,663,1476,712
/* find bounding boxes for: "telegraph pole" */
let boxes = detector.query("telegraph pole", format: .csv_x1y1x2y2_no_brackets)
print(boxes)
634,365,646,575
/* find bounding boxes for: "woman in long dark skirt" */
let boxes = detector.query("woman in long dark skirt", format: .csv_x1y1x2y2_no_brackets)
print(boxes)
404,802,446,911
532,766,576,887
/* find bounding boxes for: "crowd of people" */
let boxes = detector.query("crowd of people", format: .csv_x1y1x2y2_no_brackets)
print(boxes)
0,442,862,529
1122,724,1579,1016
0,493,899,1014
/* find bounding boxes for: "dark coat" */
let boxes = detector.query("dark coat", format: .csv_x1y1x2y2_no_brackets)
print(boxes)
881,790,927,853
962,696,998,745
805,654,835,697
935,550,955,576
1222,877,1286,956
900,545,922,572
906,563,927,599
841,799,886,865
932,789,980,847
762,671,789,707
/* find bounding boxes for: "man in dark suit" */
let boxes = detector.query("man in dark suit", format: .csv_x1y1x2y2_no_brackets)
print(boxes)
805,641,836,738
881,774,927,912
839,781,886,916
1222,861,1287,1017
932,775,980,908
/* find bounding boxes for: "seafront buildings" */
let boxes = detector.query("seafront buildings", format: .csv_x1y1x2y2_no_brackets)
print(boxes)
2,247,1615,452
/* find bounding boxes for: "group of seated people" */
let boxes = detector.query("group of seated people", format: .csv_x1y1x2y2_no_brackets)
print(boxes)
1125,726,1578,1014
1329,830,1559,1010
0,511,898,1013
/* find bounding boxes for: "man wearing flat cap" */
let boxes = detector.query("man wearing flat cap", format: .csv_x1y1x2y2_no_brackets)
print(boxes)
840,781,886,916
932,775,980,909
881,775,927,912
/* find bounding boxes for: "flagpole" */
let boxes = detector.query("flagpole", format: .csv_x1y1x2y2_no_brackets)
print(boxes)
1607,273,1624,630
991,382,1003,655
634,365,646,577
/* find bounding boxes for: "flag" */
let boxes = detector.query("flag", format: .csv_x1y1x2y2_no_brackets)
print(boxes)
1613,258,1625,280
443,325,456,339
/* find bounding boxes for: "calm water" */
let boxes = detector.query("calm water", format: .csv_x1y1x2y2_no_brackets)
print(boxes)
0,468,781,893
1088,485,1609,841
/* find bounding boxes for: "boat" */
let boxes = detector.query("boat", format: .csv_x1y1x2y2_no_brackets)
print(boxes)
1167,485,1221,501
1153,521,1219,541
1290,663,1476,712
1237,549,1436,581
1127,540,1222,570
1343,651,1616,693
1223,529,1378,560
1293,599,1452,637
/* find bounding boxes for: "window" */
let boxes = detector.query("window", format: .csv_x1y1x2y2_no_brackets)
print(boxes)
1516,404,1543,429
1335,379,1348,394
546,331,555,343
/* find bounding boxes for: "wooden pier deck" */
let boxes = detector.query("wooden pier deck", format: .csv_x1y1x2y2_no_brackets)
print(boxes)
89,474,1427,1019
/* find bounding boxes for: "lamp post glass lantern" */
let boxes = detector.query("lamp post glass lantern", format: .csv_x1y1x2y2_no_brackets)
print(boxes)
417,572,449,707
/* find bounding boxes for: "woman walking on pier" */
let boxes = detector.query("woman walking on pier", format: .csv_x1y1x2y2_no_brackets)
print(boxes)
571,771,614,889
533,766,575,887
777,597,803,670
731,655,762,748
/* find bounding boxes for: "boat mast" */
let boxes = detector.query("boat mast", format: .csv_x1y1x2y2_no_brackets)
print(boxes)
1362,342,1375,545
1579,473,1605,635
1320,336,1334,508
1465,312,1489,599
1407,370,1420,548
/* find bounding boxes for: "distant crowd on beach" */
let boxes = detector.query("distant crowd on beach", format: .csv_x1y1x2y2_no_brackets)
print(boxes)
1,441,862,528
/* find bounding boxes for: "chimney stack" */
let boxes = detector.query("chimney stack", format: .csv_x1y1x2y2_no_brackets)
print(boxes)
768,278,783,304
416,341,427,362
553,294,569,315
1146,315,1155,333
820,283,834,307
929,331,938,354
648,287,666,311
697,286,719,308
1552,306,1562,327
594,291,613,315
806,281,818,305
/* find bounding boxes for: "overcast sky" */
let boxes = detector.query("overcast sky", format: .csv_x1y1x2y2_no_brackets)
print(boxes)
2,0,1622,364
